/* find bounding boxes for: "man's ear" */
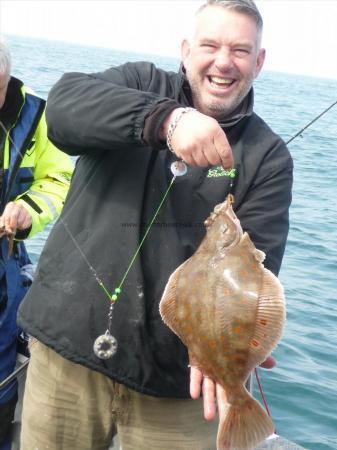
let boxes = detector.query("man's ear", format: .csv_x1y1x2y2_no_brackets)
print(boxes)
254,48,266,78
181,39,191,65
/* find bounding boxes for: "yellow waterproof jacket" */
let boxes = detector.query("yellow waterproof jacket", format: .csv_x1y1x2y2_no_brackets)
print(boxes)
0,78,73,404
1,79,73,237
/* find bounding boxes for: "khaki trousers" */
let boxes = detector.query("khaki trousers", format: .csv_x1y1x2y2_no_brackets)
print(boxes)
21,341,218,450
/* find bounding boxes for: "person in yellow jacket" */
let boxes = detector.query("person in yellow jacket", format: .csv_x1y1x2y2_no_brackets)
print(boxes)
0,41,73,450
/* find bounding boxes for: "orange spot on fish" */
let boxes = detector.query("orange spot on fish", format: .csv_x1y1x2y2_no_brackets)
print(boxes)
223,287,231,296
208,340,217,349
260,319,267,326
234,326,242,334
184,324,193,333
251,339,260,347
239,269,248,280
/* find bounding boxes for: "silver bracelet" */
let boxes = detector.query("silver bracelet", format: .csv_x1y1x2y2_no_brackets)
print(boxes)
166,107,196,153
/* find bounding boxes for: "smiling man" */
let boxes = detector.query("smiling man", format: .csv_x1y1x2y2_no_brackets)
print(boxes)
18,1,293,449
182,3,265,118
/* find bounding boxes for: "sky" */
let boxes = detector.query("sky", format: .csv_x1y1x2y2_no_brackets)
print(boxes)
0,0,337,80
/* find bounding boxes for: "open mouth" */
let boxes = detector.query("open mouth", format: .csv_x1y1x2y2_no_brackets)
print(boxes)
208,75,235,88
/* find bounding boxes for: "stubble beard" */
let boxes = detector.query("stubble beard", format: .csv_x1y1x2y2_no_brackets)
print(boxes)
189,76,254,119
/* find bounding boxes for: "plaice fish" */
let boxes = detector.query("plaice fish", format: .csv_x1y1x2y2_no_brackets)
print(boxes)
159,194,286,450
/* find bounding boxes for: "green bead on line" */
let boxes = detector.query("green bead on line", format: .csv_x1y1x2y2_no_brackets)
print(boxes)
111,294,118,302
115,288,121,294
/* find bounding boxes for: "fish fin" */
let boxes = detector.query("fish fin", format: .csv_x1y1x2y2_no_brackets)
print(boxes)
217,389,274,450
159,268,180,331
248,268,286,366
254,248,265,263
240,233,266,263
159,262,192,336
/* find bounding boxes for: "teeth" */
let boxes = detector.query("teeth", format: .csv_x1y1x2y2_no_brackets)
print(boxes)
210,76,232,85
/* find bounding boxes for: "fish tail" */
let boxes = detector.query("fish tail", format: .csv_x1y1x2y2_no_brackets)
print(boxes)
216,393,274,450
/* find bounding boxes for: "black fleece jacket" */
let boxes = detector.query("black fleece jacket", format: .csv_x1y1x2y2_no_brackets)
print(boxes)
18,62,293,398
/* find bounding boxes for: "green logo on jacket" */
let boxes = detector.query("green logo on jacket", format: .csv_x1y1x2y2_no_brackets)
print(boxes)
207,167,236,179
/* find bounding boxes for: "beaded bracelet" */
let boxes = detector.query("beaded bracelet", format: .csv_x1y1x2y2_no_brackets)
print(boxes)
166,107,196,153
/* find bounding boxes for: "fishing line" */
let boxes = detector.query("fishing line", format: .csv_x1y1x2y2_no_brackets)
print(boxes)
117,175,177,290
61,174,178,359
254,368,272,417
91,163,186,359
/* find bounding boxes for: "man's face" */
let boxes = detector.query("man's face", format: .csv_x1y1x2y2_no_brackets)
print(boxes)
182,6,265,119
0,72,9,109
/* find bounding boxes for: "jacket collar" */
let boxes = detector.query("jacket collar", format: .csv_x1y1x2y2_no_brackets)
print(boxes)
0,76,24,127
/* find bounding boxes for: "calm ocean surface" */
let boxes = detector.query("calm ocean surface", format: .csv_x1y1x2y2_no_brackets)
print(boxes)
6,35,337,450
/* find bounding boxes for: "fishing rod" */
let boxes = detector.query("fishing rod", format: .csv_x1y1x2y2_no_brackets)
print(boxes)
1,99,337,394
285,99,337,145
0,359,29,391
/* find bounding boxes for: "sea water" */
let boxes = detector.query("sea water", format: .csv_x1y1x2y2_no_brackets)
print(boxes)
6,35,337,450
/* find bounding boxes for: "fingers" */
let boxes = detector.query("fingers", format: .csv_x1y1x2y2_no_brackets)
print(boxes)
169,111,234,169
216,384,229,419
202,376,216,421
189,366,203,399
0,202,32,234
189,367,216,421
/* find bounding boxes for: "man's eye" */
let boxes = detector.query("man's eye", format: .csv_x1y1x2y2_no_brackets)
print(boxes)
201,44,216,49
234,49,250,55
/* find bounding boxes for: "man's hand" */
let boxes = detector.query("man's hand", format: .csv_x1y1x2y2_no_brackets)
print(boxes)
0,202,32,237
162,108,234,169
189,355,276,420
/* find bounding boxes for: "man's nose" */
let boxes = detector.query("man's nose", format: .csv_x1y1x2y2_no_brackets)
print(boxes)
214,48,233,71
